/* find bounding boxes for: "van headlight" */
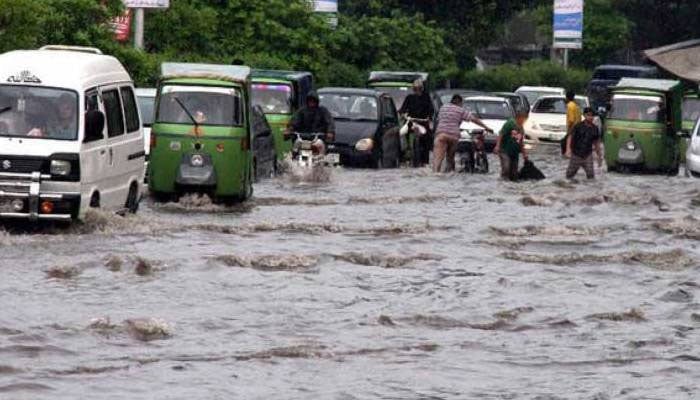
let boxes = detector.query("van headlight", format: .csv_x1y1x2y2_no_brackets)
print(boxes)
355,138,374,152
50,160,71,176
190,154,205,167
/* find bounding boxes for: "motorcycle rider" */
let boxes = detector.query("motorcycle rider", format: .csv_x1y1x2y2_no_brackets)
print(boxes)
287,91,335,143
398,79,434,166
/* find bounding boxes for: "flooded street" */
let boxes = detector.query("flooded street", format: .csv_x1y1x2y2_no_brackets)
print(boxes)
1,145,699,399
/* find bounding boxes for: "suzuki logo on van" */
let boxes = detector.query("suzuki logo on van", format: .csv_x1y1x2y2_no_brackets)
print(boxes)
2,160,11,170
7,71,41,84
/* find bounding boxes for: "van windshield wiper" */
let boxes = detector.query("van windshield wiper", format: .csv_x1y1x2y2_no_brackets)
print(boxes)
173,97,199,128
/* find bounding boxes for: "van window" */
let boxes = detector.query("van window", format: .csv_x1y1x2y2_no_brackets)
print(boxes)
0,85,78,140
102,89,124,137
120,87,140,133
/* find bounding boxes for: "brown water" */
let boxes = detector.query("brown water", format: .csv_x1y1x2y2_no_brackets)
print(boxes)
1,145,699,399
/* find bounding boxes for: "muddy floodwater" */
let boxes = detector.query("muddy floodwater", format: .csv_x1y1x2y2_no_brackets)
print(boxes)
1,145,699,399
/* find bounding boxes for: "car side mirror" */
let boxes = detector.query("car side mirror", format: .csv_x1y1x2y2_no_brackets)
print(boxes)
84,110,105,143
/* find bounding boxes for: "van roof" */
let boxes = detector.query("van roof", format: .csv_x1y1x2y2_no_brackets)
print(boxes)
0,49,131,90
368,71,429,84
161,63,251,84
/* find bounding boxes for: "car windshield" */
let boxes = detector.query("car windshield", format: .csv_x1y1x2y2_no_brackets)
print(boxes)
609,95,663,122
0,85,78,140
252,83,292,114
463,100,512,119
518,90,559,105
319,93,378,121
683,98,700,122
137,95,155,127
575,98,588,109
532,98,567,114
157,85,243,126
374,87,410,109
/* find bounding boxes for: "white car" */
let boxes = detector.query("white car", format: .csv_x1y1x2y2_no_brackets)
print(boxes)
524,95,590,142
460,96,514,150
687,118,700,177
515,86,566,107
0,46,145,221
135,88,155,161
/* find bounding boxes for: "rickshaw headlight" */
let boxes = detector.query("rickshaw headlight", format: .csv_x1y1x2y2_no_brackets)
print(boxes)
50,160,71,176
355,138,374,152
190,154,205,167
626,142,636,151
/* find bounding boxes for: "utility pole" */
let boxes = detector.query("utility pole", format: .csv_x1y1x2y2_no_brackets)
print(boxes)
563,48,569,69
134,8,145,50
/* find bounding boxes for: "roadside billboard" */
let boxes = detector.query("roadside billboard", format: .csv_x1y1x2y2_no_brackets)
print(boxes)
553,0,583,49
123,0,169,8
313,0,337,13
111,9,132,42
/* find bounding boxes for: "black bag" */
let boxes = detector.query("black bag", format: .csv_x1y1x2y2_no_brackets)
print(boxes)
560,133,568,155
518,160,546,181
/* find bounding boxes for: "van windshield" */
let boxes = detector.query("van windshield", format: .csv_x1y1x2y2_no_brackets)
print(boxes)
252,83,292,114
157,85,242,126
0,85,78,140
609,95,663,122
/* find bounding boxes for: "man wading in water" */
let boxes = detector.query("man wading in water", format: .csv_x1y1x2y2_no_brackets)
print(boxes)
565,107,603,179
494,109,529,181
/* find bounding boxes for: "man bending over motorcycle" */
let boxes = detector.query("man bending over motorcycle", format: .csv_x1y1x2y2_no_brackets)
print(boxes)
287,91,335,143
399,79,434,166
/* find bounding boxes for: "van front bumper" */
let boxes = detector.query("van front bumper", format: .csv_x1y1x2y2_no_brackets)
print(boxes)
0,172,80,221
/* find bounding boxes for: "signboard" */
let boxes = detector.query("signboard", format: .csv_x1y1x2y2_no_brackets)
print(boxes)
313,0,337,13
553,0,583,49
123,0,169,8
111,9,132,42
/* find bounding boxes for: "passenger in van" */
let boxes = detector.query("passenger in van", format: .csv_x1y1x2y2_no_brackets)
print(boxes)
26,94,76,139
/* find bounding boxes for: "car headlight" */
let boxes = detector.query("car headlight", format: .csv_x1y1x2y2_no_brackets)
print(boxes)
190,154,205,167
50,160,71,176
532,122,540,130
355,138,374,152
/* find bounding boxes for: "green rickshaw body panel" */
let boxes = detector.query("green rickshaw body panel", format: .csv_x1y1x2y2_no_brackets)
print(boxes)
148,72,253,199
604,79,683,172
251,77,294,160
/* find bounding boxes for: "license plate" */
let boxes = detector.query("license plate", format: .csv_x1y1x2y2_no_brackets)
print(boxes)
326,153,340,164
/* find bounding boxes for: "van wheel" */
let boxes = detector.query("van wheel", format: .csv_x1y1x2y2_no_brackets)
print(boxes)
125,183,140,214
89,193,100,208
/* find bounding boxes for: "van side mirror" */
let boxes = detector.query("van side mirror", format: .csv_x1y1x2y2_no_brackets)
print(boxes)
84,110,105,143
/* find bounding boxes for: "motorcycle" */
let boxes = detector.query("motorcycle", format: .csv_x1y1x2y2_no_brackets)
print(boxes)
458,129,489,174
400,116,430,167
290,132,338,168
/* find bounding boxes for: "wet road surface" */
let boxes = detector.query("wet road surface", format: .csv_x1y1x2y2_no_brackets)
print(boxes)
1,145,699,399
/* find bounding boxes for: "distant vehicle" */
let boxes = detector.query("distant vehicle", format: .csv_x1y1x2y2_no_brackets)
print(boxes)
149,63,254,202
681,93,700,164
251,105,276,180
687,116,700,177
432,89,486,111
605,78,683,175
135,88,155,179
460,96,515,151
251,70,313,162
524,95,589,142
319,88,401,168
0,46,145,221
586,65,657,112
515,86,566,106
493,92,530,115
367,71,428,111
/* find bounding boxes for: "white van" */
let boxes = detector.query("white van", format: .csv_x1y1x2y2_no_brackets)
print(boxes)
0,46,145,221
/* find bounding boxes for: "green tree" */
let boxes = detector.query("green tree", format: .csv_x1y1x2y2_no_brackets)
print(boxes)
0,0,45,53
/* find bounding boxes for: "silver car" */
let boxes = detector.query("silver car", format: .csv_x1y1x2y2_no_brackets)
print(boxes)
687,118,700,177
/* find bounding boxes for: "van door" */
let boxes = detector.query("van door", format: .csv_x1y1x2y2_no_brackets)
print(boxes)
80,89,108,208
119,85,145,188
100,86,128,209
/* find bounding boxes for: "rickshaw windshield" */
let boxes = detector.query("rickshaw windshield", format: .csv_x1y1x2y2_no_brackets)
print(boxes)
374,87,410,110
683,98,700,122
157,85,243,126
0,85,78,140
252,83,292,114
137,95,155,126
609,95,663,122
319,94,378,121
463,101,512,119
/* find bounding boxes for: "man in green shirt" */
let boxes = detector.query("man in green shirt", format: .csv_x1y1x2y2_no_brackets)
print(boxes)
494,109,529,181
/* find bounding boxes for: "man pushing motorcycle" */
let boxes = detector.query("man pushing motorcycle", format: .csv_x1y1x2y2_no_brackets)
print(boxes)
398,79,434,166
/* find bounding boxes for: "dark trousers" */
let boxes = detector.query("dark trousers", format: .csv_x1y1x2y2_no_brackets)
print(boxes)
499,153,519,181
566,154,595,179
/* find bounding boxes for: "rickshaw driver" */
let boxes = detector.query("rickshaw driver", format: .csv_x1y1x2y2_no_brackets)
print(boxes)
286,91,335,143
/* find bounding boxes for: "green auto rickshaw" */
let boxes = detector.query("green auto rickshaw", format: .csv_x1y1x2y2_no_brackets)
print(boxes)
251,70,313,162
604,78,684,175
148,63,253,202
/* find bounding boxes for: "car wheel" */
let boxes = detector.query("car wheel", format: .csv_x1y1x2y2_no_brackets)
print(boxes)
125,183,140,214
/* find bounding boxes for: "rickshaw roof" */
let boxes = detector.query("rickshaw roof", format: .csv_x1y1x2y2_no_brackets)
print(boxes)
161,63,250,83
252,69,312,83
368,71,429,84
0,49,131,90
615,78,681,93
318,87,382,98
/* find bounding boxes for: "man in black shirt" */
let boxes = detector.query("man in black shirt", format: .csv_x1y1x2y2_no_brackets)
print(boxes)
565,107,603,179
288,91,335,143
398,79,434,165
